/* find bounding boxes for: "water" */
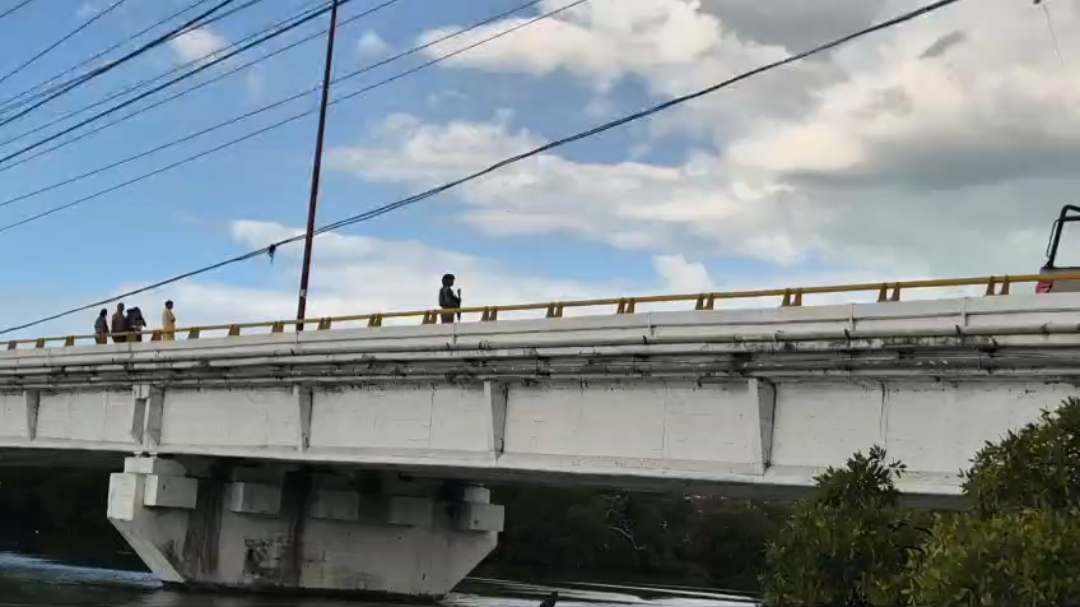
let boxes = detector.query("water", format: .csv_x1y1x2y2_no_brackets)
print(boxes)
0,553,759,607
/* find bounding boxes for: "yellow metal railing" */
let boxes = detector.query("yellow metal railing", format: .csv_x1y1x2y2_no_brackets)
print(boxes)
2,271,1068,352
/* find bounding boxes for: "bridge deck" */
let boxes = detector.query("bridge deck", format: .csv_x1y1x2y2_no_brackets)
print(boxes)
0,293,1077,503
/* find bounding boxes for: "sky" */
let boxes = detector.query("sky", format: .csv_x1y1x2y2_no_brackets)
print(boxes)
0,0,1078,338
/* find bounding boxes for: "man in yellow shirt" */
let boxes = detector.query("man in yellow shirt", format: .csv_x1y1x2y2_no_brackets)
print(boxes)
162,300,177,341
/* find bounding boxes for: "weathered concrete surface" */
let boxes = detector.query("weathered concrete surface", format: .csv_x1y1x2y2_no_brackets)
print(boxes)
108,457,501,598
2,293,1080,500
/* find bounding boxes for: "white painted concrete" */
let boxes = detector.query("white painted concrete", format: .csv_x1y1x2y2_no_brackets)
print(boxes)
3,293,1080,499
107,457,501,598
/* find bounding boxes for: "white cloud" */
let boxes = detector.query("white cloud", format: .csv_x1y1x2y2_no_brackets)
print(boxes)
354,0,1080,279
418,0,839,133
327,112,829,267
169,27,229,64
356,30,389,56
651,254,714,293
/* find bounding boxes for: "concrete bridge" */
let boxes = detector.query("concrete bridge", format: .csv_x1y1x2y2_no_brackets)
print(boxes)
1,288,1078,599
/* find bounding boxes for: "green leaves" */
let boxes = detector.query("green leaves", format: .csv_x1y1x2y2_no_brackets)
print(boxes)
761,447,919,607
761,397,1080,607
908,509,1080,606
963,397,1080,514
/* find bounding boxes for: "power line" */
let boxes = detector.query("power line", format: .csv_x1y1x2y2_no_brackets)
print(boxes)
0,0,964,337
0,0,220,115
1,0,327,121
0,0,351,159
0,0,37,24
0,0,548,215
0,0,132,87
0,0,359,166
1,0,269,118
0,0,248,130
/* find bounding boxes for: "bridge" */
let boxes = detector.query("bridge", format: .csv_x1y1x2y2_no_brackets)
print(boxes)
0,272,1077,599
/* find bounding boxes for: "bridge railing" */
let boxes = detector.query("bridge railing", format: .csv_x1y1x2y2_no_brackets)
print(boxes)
2,271,1066,351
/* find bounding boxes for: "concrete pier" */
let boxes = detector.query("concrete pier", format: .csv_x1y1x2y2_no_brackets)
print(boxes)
107,457,503,598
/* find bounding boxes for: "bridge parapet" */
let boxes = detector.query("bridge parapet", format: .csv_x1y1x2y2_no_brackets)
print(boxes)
2,270,1070,351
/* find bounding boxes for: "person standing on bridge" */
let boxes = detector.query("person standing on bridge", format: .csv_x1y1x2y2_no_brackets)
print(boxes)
94,309,108,344
439,273,461,324
111,303,128,344
162,300,176,341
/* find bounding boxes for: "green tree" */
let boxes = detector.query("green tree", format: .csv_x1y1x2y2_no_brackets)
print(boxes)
906,397,1080,605
963,396,1080,514
909,508,1080,606
760,446,925,607
481,486,785,592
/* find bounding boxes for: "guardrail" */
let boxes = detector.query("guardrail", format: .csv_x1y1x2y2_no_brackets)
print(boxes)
2,271,1064,351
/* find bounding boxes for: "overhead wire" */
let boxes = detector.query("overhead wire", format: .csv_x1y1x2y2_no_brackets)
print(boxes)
0,0,221,115
0,0,343,157
0,0,36,24
0,0,550,216
0,0,132,87
1,0,328,119
0,0,965,336
0,0,325,125
0,0,367,165
0,0,248,129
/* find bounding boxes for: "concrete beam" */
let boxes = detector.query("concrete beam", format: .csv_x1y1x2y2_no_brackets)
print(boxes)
485,381,508,455
296,385,312,452
124,456,186,477
143,474,198,509
225,482,281,516
23,390,38,440
750,379,777,475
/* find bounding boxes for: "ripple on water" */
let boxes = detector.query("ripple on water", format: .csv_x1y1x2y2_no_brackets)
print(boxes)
0,553,759,607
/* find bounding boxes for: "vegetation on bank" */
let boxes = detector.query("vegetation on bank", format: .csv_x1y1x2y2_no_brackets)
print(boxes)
762,396,1080,607
4,397,1080,605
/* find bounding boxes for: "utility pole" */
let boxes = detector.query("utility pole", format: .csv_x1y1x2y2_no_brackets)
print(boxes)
296,0,340,331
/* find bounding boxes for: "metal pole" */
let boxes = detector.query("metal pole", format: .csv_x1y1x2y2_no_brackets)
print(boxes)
296,0,340,331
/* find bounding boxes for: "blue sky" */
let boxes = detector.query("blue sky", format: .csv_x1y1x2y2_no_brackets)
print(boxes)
0,0,1076,338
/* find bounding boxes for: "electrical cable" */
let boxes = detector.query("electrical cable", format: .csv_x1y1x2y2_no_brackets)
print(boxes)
0,0,132,87
0,0,541,207
0,0,221,115
0,0,366,165
0,0,36,24
0,0,348,156
0,0,246,129
0,0,325,128
1,0,328,121
0,0,965,336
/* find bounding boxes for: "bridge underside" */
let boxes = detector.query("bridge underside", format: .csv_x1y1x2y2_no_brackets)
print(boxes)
0,445,962,512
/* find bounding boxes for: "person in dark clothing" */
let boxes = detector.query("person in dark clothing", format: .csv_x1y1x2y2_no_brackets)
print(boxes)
539,591,559,607
126,307,147,342
111,303,129,344
94,309,108,344
439,273,461,324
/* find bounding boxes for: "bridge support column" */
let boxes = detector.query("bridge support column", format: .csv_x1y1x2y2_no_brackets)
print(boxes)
107,457,503,599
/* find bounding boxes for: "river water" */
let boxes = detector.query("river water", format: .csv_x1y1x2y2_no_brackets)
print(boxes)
0,553,758,607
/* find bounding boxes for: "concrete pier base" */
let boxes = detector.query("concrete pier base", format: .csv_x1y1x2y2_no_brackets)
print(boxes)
107,457,503,598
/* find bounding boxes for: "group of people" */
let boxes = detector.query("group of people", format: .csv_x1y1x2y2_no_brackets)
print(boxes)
88,274,460,346
94,300,176,344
